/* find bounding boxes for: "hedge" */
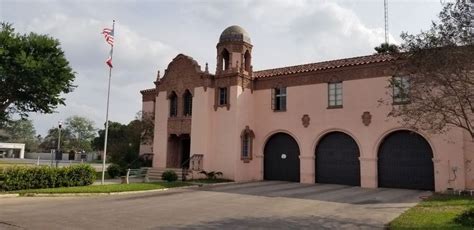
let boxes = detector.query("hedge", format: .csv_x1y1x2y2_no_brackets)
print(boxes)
0,164,96,191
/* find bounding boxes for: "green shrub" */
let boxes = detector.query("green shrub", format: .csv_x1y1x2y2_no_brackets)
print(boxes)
106,164,124,179
0,164,96,191
455,207,474,227
162,170,178,182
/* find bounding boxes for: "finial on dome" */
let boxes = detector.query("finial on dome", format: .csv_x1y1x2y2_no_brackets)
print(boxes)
205,62,209,73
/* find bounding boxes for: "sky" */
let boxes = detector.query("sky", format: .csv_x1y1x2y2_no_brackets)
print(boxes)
0,0,444,136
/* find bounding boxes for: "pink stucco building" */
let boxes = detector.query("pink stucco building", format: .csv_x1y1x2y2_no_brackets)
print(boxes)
140,25,473,192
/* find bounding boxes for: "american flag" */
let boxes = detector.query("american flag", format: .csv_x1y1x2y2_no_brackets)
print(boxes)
102,27,114,68
102,28,114,46
105,50,113,68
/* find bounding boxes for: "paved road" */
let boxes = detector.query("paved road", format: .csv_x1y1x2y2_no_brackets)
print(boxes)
0,181,431,230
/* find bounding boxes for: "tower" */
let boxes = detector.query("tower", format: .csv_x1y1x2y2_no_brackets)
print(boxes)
216,25,253,76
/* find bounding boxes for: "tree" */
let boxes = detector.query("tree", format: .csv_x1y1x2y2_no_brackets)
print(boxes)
0,22,75,124
39,116,96,153
374,42,399,54
135,111,154,145
92,112,154,168
39,127,74,152
65,116,96,152
0,119,39,152
385,0,474,139
92,121,132,166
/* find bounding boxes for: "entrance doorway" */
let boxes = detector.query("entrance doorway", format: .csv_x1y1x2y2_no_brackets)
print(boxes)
167,134,191,169
263,132,300,182
378,130,434,190
315,132,360,186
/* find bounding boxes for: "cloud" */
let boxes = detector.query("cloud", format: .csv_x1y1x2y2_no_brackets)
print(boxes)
1,0,436,136
5,10,177,135
175,0,397,69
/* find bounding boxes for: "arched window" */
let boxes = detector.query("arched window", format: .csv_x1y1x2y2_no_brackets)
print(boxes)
221,49,230,71
183,90,193,116
169,91,178,117
240,126,255,162
244,50,251,72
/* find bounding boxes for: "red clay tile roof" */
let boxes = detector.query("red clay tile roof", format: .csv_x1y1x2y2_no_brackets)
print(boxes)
253,53,396,79
140,88,156,94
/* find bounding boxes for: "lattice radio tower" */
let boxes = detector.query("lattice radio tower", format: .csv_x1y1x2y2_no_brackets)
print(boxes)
384,0,389,44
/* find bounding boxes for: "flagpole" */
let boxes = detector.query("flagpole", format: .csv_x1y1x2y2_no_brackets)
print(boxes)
102,20,115,185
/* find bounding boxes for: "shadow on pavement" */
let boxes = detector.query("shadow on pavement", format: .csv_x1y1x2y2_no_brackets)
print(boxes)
153,215,382,230
196,181,431,205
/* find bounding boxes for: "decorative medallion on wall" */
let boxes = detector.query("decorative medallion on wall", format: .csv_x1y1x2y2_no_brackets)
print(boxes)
302,114,310,128
361,111,372,126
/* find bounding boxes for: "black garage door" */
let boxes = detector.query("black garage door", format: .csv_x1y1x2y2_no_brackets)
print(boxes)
378,130,434,190
264,133,300,182
315,132,360,186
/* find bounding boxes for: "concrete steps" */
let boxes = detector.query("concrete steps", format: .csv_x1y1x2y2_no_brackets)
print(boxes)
146,168,188,181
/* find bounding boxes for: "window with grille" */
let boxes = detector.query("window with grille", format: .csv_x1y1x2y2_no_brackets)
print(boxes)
242,134,250,158
328,82,343,107
272,87,287,111
240,126,254,162
393,76,410,104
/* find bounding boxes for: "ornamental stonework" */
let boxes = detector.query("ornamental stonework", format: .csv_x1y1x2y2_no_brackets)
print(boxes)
361,111,372,126
302,114,310,128
167,117,191,136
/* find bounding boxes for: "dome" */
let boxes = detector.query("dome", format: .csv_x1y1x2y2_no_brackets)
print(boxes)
219,25,251,44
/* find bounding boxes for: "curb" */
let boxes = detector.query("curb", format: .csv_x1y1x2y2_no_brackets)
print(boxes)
0,193,19,198
190,181,238,187
0,182,237,198
15,185,200,197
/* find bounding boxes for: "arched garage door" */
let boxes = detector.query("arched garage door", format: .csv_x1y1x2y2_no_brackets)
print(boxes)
264,133,300,182
315,132,360,186
378,130,434,190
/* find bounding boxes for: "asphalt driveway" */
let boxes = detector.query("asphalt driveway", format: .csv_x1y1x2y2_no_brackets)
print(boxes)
0,181,430,229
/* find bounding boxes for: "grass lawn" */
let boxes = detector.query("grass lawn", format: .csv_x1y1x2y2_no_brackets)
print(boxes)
390,194,474,229
9,182,190,195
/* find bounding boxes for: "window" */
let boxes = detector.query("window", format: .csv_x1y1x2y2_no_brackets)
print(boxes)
393,76,410,104
183,90,192,116
328,82,343,108
244,50,251,72
242,134,250,158
169,91,178,117
221,49,230,71
240,126,254,162
219,87,228,105
272,87,287,111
